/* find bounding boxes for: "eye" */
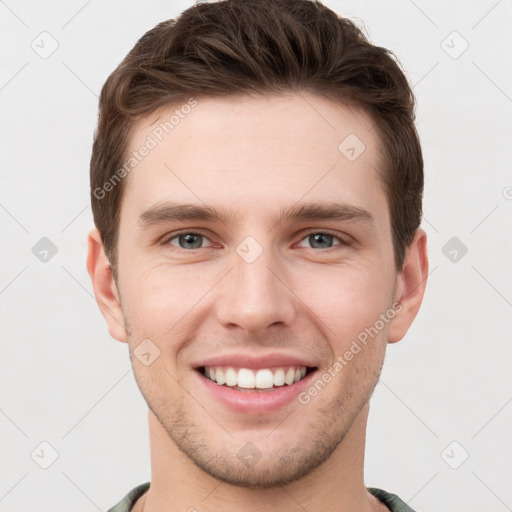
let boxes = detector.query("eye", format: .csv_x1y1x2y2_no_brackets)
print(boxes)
163,230,348,251
165,231,214,250
297,232,345,250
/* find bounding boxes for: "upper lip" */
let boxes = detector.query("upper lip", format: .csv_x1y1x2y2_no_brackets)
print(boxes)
193,352,319,370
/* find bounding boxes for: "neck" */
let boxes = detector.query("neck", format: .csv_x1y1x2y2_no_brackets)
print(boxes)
140,403,384,512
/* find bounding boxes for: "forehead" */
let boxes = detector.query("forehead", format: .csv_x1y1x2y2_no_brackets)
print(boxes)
120,93,386,226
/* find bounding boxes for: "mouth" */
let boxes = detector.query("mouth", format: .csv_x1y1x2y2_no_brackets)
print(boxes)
193,361,318,414
197,365,316,392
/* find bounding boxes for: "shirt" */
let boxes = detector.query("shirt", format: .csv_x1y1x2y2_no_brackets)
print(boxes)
107,482,418,511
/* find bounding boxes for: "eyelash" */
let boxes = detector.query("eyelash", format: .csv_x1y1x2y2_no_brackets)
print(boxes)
162,230,350,251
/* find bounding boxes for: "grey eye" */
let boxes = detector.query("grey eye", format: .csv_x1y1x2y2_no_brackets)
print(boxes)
304,233,337,249
170,233,205,249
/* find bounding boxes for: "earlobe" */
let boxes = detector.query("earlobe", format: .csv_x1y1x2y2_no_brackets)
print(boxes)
388,228,429,344
86,228,127,343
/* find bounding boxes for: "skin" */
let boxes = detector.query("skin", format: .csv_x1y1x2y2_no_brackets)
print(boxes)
87,93,428,512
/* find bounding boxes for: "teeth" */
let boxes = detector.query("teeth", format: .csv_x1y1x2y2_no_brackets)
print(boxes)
255,369,274,389
215,368,226,385
225,367,237,387
238,368,255,388
285,368,295,385
203,365,310,389
273,368,285,386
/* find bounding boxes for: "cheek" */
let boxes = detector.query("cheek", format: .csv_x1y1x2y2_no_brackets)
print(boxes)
121,250,177,303
298,265,391,345
119,259,213,341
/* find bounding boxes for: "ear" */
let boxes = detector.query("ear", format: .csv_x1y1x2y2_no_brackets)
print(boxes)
86,228,127,343
388,228,429,343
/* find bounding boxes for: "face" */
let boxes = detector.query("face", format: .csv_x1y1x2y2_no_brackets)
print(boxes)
112,93,403,487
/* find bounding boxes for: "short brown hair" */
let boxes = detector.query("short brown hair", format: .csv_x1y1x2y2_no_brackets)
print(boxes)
90,0,423,278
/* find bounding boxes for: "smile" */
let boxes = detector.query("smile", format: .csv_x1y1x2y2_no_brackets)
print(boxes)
201,365,312,391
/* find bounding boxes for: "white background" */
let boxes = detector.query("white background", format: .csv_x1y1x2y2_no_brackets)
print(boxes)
1,1,511,510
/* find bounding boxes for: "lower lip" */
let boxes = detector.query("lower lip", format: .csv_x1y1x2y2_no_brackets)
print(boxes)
195,369,317,414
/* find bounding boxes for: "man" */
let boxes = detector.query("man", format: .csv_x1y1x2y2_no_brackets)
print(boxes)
87,1,428,510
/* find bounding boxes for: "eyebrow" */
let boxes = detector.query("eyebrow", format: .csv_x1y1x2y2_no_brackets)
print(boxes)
138,200,374,228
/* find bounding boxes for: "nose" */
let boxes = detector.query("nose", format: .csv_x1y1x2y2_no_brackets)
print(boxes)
215,243,297,335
